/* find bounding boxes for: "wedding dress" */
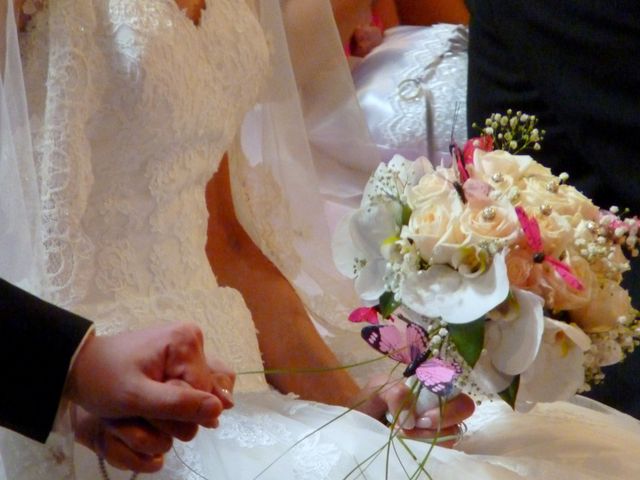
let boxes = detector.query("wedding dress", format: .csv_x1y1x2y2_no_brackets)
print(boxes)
351,24,469,163
1,0,640,479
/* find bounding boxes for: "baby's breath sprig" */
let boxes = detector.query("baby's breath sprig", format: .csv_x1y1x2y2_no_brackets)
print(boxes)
472,110,545,154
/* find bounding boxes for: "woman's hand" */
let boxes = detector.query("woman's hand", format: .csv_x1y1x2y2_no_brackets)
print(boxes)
357,373,475,448
350,24,383,57
73,407,174,473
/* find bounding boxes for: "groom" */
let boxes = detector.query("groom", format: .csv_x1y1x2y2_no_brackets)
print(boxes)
466,0,640,417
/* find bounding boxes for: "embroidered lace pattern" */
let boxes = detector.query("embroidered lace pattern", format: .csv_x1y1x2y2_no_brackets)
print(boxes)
20,0,270,388
3,0,273,478
366,24,468,157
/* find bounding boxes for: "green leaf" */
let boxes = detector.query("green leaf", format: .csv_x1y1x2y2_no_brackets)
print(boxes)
498,375,520,410
401,204,412,226
377,291,401,318
448,317,485,368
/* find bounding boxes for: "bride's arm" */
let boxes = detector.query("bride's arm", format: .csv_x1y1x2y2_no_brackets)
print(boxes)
206,157,361,407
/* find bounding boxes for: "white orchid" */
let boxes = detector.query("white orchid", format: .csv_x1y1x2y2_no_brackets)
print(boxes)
400,251,510,324
471,289,545,395
333,156,427,303
516,317,591,408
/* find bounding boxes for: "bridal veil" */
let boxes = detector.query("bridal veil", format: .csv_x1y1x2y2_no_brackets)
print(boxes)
231,0,388,384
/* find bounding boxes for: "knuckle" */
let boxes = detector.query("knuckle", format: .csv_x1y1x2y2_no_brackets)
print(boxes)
182,323,204,344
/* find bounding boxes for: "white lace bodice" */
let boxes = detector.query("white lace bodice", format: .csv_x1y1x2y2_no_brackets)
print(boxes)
20,0,270,392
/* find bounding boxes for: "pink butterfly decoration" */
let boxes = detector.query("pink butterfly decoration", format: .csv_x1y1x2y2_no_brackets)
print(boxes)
348,307,379,325
361,323,461,396
463,135,494,165
515,206,584,291
450,143,470,183
415,358,462,397
447,134,492,204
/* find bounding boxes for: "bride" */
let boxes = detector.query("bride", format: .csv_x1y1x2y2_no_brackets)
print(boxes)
2,0,640,479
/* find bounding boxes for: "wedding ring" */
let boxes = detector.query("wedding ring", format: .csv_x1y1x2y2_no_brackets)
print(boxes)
452,422,468,447
398,79,422,101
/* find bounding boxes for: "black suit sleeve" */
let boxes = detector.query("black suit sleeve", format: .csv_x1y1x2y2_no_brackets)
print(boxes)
0,278,93,443
465,0,640,418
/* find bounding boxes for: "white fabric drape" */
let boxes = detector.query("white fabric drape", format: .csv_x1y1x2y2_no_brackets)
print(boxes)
0,0,42,294
230,0,393,385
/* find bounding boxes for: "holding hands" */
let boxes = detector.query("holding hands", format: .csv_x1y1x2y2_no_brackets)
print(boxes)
66,323,235,473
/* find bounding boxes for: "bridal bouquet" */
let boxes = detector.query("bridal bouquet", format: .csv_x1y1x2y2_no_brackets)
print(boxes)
333,111,640,411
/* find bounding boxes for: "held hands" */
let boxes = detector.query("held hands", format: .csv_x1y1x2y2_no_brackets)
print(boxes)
359,373,475,448
66,323,235,472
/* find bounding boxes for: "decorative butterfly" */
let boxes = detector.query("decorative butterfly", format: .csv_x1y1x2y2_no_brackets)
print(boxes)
515,206,584,290
348,306,379,325
415,357,462,398
448,104,470,201
463,135,494,165
361,323,461,396
445,105,492,204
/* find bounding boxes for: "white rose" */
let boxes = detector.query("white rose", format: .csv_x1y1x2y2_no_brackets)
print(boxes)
405,191,464,262
406,166,456,210
458,198,519,244
519,177,599,223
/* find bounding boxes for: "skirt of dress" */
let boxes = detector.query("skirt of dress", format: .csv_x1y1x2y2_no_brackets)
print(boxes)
72,391,640,480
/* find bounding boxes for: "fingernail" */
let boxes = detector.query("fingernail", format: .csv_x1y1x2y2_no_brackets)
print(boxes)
213,373,234,392
219,388,234,408
397,410,415,430
416,416,433,429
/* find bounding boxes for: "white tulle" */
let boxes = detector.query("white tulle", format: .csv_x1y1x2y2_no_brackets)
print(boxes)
2,0,640,479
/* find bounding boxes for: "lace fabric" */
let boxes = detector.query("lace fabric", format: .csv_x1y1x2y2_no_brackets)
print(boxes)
3,0,270,477
19,0,269,381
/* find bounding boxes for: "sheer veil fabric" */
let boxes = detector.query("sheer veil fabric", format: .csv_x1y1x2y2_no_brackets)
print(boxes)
0,0,42,294
231,0,392,384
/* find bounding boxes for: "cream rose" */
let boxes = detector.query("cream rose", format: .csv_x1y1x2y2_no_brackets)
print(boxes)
569,279,633,333
470,150,551,194
519,177,599,223
458,198,520,244
406,167,456,210
405,191,464,262
534,212,574,257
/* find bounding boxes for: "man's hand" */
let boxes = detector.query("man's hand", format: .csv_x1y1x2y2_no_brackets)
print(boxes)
73,407,175,474
66,323,234,428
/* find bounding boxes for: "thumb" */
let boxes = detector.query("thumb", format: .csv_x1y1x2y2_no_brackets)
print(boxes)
131,379,224,427
380,383,416,430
